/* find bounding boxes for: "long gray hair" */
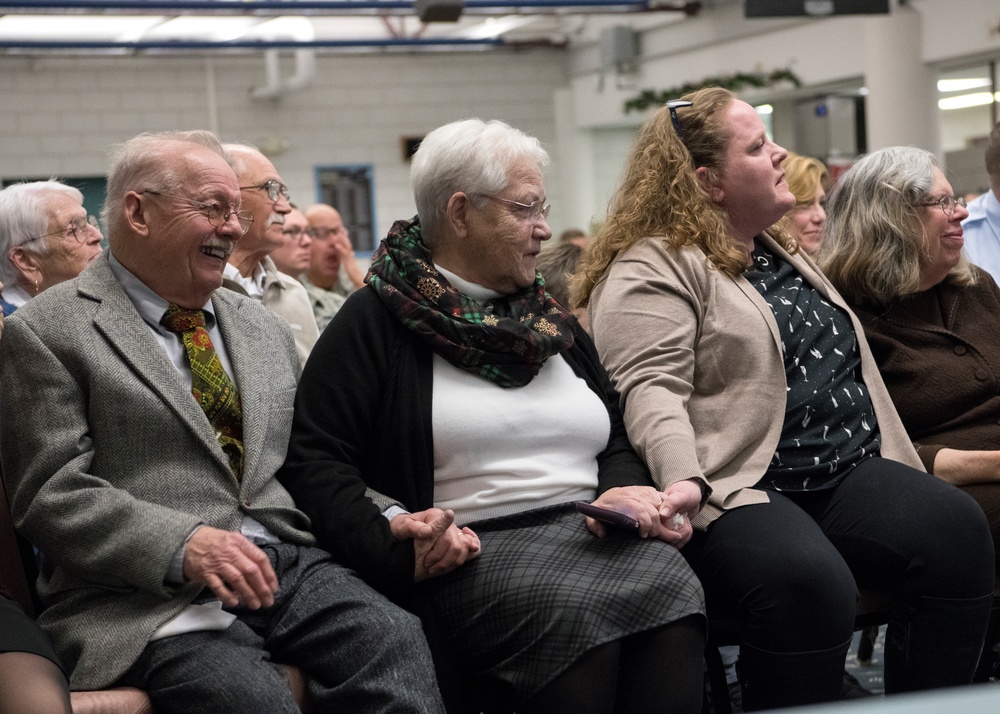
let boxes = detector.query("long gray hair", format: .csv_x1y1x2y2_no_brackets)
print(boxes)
819,145,975,305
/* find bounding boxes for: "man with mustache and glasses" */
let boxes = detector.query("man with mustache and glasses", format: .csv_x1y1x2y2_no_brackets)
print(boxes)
222,144,319,364
0,130,447,714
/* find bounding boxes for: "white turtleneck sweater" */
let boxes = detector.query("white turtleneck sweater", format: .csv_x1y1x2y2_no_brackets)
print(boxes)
431,266,609,526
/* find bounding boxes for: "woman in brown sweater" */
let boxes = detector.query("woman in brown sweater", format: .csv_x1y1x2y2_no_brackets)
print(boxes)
820,144,1000,679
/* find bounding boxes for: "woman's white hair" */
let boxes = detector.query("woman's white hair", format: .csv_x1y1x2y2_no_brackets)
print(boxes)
819,145,975,305
0,180,82,285
410,119,549,245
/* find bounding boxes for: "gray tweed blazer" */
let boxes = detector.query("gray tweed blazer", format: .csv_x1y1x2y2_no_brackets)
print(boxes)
0,253,315,689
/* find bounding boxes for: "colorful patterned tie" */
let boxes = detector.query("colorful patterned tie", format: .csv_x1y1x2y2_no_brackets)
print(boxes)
161,304,245,479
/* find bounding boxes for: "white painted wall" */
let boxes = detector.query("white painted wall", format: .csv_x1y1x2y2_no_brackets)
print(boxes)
561,0,999,225
0,50,571,240
1,0,998,237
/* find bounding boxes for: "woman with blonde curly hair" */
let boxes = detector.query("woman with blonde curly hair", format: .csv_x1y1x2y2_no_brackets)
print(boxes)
577,86,994,710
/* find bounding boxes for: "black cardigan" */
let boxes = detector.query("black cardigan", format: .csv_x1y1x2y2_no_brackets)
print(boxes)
277,286,656,601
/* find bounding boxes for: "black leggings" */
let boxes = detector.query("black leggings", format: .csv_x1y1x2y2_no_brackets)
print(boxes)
684,457,994,706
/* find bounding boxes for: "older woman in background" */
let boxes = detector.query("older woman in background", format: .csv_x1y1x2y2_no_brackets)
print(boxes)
820,145,1000,680
575,87,994,709
783,152,829,255
278,118,706,714
0,181,103,313
535,241,588,329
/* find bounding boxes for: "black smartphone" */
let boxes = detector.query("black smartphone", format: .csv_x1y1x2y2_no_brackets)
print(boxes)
575,502,641,533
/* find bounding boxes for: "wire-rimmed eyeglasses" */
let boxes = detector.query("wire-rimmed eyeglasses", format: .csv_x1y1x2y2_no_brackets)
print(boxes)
139,190,254,235
474,194,551,222
34,215,100,243
240,179,291,203
917,195,967,218
666,99,693,142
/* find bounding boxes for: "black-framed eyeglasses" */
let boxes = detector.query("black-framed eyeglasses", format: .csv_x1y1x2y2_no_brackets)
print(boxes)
666,99,693,142
34,215,100,243
474,194,551,222
140,190,254,235
240,179,290,203
917,195,967,218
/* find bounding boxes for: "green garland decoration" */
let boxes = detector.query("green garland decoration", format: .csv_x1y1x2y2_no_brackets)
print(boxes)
623,68,802,114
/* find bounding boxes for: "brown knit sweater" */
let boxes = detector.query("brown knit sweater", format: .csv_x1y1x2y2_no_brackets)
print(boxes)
849,267,1000,473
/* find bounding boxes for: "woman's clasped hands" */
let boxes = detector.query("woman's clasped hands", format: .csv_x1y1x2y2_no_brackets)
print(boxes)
390,508,482,582
585,480,704,547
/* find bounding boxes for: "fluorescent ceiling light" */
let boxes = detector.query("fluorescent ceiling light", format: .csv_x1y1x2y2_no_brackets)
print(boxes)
454,15,539,40
144,16,259,42
938,77,991,93
0,15,165,40
755,104,774,114
245,17,316,41
938,92,999,110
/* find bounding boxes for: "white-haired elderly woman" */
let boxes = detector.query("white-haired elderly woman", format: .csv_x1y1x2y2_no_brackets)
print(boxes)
277,119,707,714
0,181,103,314
820,145,1000,680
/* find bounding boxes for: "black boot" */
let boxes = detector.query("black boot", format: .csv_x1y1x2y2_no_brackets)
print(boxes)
737,638,852,711
883,593,993,693
973,598,1000,683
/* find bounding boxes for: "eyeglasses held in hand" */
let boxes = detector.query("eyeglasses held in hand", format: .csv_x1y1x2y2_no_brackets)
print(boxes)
475,194,551,222
917,195,967,218
240,179,291,203
666,99,693,142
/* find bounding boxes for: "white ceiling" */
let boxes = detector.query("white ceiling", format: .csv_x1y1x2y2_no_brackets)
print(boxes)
0,2,691,54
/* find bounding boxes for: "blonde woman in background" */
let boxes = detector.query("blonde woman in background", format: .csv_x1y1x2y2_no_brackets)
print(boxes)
783,152,830,255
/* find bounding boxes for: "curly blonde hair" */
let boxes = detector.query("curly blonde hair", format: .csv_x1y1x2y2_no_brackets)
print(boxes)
573,86,795,307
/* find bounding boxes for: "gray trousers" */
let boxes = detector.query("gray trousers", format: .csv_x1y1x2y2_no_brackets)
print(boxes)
116,543,445,714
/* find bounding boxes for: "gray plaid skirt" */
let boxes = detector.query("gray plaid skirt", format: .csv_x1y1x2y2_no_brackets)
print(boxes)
419,502,705,706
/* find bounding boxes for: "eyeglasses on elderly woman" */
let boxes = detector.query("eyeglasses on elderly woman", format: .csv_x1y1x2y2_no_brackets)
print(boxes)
473,193,551,222
32,215,100,244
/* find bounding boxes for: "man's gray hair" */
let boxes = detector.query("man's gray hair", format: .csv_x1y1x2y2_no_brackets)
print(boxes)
102,130,226,244
410,119,549,244
0,180,82,285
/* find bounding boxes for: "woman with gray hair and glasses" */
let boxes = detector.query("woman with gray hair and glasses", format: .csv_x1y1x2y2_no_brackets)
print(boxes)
278,118,706,714
0,181,103,314
820,145,1000,680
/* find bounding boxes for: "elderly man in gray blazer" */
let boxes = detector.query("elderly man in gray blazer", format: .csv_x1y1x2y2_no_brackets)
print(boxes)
0,130,445,714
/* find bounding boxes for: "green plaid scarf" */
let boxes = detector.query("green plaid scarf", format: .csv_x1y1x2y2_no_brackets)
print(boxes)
366,217,576,388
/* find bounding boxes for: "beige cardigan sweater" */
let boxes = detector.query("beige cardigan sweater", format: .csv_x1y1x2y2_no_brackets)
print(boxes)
590,232,923,530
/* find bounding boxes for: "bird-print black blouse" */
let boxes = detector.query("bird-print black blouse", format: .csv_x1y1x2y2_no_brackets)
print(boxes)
744,241,880,491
